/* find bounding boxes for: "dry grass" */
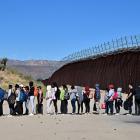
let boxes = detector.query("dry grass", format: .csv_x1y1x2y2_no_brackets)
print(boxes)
0,69,46,94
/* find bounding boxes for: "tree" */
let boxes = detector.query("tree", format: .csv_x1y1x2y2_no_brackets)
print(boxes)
1,58,8,67
0,58,8,71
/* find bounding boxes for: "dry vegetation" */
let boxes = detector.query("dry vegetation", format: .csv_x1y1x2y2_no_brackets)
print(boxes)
0,68,46,94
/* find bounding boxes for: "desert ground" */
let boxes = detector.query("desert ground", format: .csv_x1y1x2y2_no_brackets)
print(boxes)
0,95,140,140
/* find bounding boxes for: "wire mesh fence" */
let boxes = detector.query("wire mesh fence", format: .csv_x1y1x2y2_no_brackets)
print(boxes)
62,35,140,62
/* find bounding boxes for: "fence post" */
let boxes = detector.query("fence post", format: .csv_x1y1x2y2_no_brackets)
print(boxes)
125,36,129,48
134,35,139,46
131,35,134,46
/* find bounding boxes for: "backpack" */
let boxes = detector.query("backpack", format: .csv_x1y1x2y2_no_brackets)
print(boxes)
34,86,38,96
64,92,70,100
123,100,129,110
94,89,101,100
8,93,16,105
0,88,5,102
19,91,26,102
135,87,140,101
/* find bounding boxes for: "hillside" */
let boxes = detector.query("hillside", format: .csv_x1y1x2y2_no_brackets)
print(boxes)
0,68,47,92
7,60,66,80
0,68,34,89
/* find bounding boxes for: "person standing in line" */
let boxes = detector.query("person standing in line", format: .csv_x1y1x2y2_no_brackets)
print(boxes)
60,85,69,114
7,85,16,115
37,86,43,114
63,85,69,114
126,84,135,115
60,85,65,114
93,84,101,114
52,82,60,115
28,81,35,116
15,84,23,115
76,86,83,114
83,86,90,114
46,85,53,114
19,84,26,115
69,85,77,114
135,85,140,115
0,86,5,116
104,85,114,115
8,85,13,97
104,88,109,114
114,87,123,115
108,84,115,115
24,86,30,115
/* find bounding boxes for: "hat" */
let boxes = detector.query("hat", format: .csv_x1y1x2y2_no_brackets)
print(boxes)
19,84,24,88
109,84,114,89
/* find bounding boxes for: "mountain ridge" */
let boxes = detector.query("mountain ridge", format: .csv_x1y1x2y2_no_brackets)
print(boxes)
7,60,66,80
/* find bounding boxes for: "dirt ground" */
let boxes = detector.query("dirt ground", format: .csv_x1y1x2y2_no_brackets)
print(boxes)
0,98,140,140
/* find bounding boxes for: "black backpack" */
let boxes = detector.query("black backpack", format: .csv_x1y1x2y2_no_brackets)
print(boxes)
123,100,129,110
8,93,16,105
135,87,140,101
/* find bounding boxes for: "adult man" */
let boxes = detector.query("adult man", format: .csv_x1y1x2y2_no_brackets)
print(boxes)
135,85,140,115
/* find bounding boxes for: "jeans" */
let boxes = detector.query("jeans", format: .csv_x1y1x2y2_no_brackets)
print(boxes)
77,101,83,114
115,99,121,113
71,99,76,113
30,96,35,114
9,103,15,115
25,99,29,115
106,101,113,114
46,98,53,114
84,99,90,113
93,101,100,113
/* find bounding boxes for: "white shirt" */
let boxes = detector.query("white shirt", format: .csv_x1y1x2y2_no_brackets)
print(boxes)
8,89,12,97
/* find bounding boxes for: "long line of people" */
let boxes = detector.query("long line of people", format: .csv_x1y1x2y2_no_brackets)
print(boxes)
46,83,140,116
0,82,140,116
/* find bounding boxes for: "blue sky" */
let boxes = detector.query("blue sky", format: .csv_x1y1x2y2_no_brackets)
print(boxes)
0,0,140,60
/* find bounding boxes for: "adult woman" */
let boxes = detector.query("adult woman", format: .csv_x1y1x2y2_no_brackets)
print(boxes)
77,86,83,114
83,86,90,114
52,82,60,115
8,85,16,115
60,85,68,114
37,86,43,114
114,87,123,114
126,84,135,115
104,85,114,115
69,86,77,114
28,81,35,116
46,85,53,114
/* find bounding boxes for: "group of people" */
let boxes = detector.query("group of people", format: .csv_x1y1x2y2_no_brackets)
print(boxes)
0,81,140,116
45,83,140,116
0,81,43,116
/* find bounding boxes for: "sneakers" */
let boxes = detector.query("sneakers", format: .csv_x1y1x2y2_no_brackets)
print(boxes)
29,113,34,116
7,115,12,118
126,114,132,116
115,113,120,115
103,113,108,115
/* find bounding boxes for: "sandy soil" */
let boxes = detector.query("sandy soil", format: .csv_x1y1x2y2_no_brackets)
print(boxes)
0,98,140,140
